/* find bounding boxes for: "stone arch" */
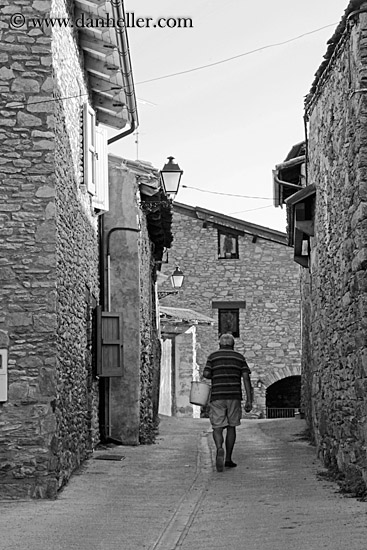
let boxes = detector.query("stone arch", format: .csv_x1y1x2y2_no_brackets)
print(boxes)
261,365,301,388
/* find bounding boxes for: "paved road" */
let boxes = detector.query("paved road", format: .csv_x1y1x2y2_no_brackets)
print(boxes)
0,417,366,550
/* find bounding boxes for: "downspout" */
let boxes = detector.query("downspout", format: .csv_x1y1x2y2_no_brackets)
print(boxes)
103,224,140,443
102,0,140,307
98,1,139,443
303,114,309,186
108,0,139,145
273,175,304,190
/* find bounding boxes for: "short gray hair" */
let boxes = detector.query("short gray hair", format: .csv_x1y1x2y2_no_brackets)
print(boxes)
219,333,235,347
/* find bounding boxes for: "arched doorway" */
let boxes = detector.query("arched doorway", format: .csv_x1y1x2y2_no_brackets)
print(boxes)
266,375,301,418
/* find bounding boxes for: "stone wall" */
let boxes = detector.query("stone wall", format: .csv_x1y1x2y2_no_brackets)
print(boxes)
0,0,100,498
160,205,301,416
303,6,367,489
138,212,161,443
53,0,100,491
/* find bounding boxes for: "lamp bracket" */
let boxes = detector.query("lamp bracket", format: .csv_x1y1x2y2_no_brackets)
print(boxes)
139,200,172,212
158,290,178,299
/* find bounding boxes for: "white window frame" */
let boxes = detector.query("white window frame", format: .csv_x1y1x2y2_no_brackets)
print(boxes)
83,103,109,212
83,102,97,195
93,126,109,213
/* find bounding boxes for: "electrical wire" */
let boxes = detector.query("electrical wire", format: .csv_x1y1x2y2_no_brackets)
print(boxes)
6,92,89,108
3,22,338,106
182,184,273,200
136,23,338,85
228,205,274,214
4,91,153,108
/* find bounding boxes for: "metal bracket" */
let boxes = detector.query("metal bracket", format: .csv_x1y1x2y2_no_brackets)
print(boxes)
158,290,178,299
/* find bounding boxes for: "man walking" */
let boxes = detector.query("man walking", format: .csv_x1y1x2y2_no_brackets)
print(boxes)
203,333,253,472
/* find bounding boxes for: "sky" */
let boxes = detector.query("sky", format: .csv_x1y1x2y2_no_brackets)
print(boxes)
108,0,349,232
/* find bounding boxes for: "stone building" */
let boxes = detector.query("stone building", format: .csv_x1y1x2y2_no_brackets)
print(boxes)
102,157,173,445
274,0,367,494
159,203,302,418
0,1,138,498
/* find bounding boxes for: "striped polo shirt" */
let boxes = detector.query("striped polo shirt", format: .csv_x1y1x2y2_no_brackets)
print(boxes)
203,346,251,402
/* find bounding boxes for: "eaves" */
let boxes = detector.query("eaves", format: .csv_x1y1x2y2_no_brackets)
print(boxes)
75,0,138,130
173,202,288,246
285,183,316,206
305,0,367,115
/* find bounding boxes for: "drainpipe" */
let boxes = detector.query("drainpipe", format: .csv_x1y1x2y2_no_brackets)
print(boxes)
303,114,309,186
103,225,140,442
108,0,139,145
101,1,139,441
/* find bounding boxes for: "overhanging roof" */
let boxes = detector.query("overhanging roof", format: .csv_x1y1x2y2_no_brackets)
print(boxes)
122,159,161,196
285,183,316,206
273,142,305,208
305,0,364,113
75,0,138,130
173,203,288,245
160,306,215,325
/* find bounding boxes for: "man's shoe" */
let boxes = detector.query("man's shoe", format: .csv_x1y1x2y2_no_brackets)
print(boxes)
225,460,237,468
216,448,225,472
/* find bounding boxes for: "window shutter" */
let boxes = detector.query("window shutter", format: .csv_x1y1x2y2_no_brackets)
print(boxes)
83,103,96,195
92,126,109,212
96,306,123,377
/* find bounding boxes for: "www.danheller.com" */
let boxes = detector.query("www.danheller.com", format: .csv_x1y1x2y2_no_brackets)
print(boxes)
9,12,193,30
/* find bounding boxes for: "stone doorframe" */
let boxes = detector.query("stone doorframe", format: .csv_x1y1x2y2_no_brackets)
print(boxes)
261,365,301,389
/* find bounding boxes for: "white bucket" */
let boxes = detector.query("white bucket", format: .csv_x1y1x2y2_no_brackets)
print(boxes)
190,381,211,406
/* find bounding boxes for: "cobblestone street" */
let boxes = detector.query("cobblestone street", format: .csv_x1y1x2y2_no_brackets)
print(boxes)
1,416,366,550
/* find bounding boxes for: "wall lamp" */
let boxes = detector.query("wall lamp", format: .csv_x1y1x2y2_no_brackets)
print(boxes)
140,156,183,212
160,156,183,199
158,266,184,299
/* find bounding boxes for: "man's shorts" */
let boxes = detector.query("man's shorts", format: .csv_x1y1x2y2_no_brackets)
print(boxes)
209,399,242,429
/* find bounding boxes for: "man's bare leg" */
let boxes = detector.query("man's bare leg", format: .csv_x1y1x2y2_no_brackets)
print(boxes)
225,426,237,467
213,428,225,472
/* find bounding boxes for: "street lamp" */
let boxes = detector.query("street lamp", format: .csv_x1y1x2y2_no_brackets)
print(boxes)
170,266,184,289
160,156,183,200
158,266,185,299
139,156,183,212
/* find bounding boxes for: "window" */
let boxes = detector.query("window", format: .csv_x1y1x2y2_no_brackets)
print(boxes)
218,230,239,259
218,309,239,338
212,300,246,338
286,184,316,268
83,103,109,212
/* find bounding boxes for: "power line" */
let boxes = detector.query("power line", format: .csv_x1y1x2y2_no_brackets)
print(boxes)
136,23,338,85
2,23,338,107
6,92,88,108
182,185,273,200
229,205,274,214
4,91,152,108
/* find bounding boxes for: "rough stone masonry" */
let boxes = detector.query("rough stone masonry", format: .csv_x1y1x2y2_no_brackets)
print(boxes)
0,0,100,498
159,204,302,418
302,0,367,492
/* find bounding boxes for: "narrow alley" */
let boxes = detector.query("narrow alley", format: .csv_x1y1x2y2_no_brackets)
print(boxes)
1,416,366,550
